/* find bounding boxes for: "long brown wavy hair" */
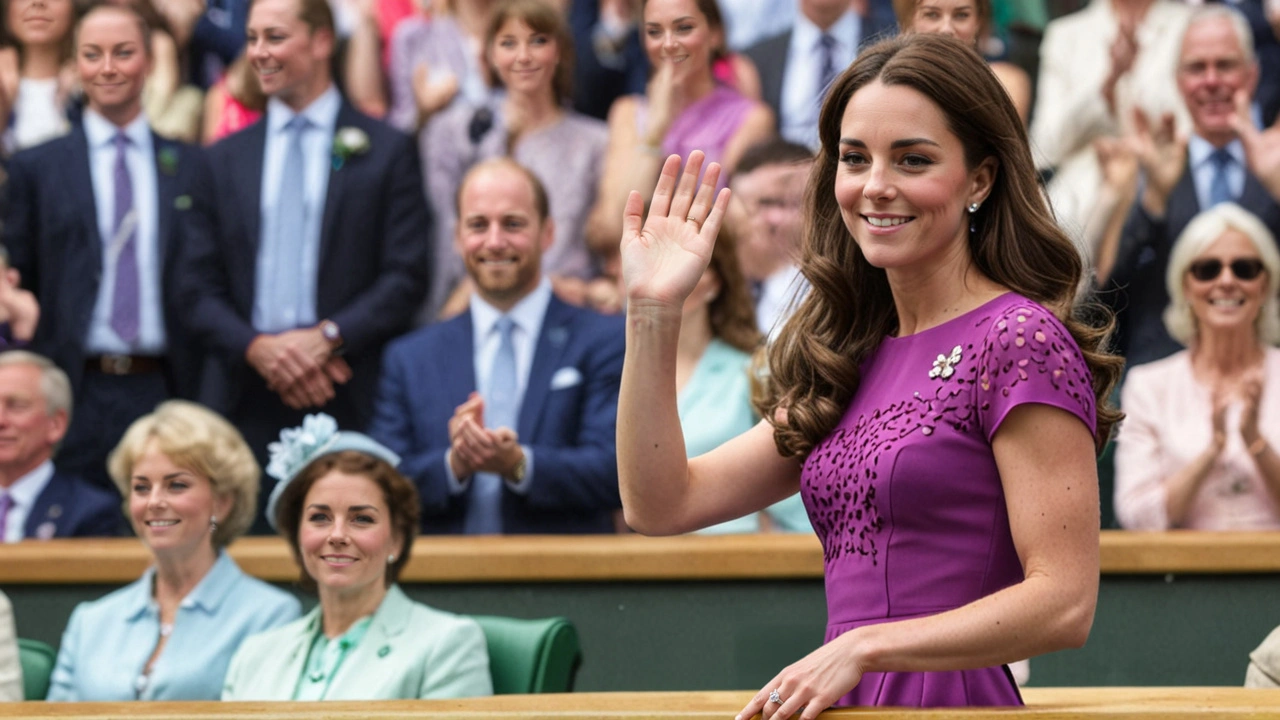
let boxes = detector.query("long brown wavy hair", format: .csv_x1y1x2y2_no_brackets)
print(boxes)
764,33,1122,458
706,224,761,353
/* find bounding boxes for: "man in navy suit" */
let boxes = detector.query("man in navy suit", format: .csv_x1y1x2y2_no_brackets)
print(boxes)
745,0,896,149
370,159,624,534
177,0,430,529
0,352,119,542
4,4,205,492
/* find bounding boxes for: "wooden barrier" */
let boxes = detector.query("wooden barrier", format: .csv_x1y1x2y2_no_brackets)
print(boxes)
4,531,1279,584
3,689,1280,719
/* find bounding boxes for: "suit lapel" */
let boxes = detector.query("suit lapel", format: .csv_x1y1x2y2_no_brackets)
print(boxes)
153,134,179,272
1169,163,1200,241
237,122,268,256
24,472,66,540
519,298,572,438
452,314,478,400
67,129,103,262
319,102,357,268
327,586,411,699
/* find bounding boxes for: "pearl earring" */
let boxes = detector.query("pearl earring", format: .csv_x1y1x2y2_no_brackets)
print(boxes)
209,516,218,534
387,554,397,564
967,203,980,213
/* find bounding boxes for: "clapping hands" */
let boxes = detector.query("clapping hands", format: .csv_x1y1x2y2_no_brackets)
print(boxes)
620,151,730,310
1230,89,1280,202
1128,107,1186,217
447,392,523,478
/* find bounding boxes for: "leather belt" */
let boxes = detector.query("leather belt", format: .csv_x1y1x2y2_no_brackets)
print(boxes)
84,355,165,376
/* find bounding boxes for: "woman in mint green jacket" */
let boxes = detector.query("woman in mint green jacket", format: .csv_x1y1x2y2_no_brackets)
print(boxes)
222,415,492,701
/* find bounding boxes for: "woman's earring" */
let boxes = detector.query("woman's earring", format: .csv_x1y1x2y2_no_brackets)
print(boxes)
968,202,980,234
387,554,397,564
210,516,218,534
968,203,980,213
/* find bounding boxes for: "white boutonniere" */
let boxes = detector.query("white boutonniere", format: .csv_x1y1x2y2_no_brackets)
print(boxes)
332,126,371,170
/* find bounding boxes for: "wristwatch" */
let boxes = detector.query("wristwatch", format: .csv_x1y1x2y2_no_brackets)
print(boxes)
320,319,343,348
507,454,527,484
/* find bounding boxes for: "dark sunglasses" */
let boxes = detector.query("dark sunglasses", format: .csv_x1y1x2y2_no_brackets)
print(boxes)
1188,258,1266,282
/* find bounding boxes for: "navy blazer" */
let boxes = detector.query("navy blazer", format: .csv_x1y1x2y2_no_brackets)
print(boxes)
2,125,205,399
24,470,121,540
369,296,625,534
745,12,897,122
1106,161,1280,367
175,98,431,423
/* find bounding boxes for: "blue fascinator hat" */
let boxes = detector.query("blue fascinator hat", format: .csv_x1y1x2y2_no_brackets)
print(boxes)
264,413,402,530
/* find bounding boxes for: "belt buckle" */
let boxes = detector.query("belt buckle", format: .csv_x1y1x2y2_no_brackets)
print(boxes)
104,354,133,375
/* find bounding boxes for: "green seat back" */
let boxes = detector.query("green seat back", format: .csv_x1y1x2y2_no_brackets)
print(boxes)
469,615,580,694
18,638,55,700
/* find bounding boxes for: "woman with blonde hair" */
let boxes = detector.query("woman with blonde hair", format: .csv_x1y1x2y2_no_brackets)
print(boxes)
47,401,300,701
1116,203,1280,530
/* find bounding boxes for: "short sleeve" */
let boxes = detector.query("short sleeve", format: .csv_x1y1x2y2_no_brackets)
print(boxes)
976,301,1097,443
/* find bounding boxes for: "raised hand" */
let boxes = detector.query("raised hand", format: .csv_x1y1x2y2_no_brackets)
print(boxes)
1231,88,1280,201
0,267,39,342
643,60,677,148
1093,136,1138,193
1239,369,1265,449
412,62,460,122
1128,107,1186,217
620,152,730,308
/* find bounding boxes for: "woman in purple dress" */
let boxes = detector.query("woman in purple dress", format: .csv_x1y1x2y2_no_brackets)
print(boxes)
616,34,1122,713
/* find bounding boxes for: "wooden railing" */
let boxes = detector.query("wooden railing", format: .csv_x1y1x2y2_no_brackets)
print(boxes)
4,689,1280,718
3,531,1278,585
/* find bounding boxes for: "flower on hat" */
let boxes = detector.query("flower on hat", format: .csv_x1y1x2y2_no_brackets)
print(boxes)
266,413,340,482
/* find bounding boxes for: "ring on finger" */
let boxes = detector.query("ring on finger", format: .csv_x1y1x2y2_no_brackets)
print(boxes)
768,688,783,705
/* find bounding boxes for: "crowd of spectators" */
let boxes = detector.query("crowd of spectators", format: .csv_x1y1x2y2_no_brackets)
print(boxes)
0,0,1279,704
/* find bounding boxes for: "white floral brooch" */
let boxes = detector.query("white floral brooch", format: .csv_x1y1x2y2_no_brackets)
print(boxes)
929,345,964,380
332,126,371,170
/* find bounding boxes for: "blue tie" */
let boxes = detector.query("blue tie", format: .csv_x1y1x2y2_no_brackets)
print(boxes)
465,316,519,534
257,115,309,332
1208,148,1233,208
110,132,139,344
818,34,837,97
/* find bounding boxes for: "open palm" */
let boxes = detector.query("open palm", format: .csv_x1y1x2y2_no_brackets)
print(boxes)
620,152,731,308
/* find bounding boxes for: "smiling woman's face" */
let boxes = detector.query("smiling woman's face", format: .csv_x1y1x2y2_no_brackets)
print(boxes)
1184,228,1270,339
298,469,400,596
642,0,719,82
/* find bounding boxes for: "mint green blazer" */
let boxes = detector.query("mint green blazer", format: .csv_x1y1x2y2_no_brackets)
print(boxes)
222,585,493,700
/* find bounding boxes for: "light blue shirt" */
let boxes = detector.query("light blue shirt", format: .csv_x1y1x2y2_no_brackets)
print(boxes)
254,85,341,332
47,552,301,701
1188,135,1246,211
720,0,797,50
444,278,554,499
681,340,811,534
82,109,165,354
780,10,860,149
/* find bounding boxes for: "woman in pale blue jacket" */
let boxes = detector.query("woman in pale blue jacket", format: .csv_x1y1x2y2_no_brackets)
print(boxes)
222,416,493,700
47,401,300,701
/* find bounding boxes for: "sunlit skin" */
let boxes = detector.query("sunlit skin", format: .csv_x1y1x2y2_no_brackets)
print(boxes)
642,0,720,86
489,18,558,98
832,81,995,285
76,7,152,126
0,363,66,483
1178,16,1258,147
1184,229,1269,337
911,0,980,45
298,470,401,606
456,164,555,312
245,0,333,111
128,441,232,560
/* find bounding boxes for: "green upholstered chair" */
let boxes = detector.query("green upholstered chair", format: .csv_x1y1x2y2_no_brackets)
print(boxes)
18,638,55,700
469,615,580,694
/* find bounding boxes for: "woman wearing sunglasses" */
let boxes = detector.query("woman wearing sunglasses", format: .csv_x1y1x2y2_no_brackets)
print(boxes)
1115,202,1280,530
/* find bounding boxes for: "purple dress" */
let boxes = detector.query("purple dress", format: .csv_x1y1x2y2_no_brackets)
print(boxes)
636,85,756,192
800,293,1096,707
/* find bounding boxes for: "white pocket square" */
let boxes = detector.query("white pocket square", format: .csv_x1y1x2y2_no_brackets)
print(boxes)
549,367,583,390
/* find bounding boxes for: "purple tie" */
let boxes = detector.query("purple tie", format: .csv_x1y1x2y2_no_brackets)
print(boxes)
111,131,140,344
0,493,13,541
